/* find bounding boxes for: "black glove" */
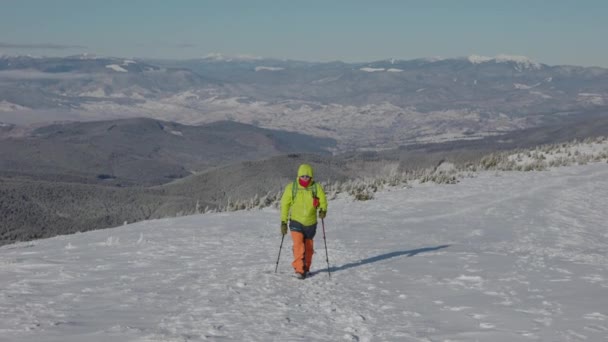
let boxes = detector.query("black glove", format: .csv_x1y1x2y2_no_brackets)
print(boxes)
319,210,326,219
281,222,288,235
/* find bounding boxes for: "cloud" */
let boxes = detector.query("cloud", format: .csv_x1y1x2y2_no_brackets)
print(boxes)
0,42,86,50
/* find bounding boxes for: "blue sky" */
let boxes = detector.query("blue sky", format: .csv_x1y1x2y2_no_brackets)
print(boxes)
1,0,607,67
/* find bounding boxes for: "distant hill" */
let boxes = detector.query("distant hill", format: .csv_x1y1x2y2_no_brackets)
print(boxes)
0,118,335,186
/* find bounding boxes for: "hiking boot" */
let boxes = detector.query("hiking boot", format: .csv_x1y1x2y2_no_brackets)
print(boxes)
296,272,306,279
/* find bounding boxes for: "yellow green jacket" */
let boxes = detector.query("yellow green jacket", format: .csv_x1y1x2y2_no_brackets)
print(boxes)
280,164,328,226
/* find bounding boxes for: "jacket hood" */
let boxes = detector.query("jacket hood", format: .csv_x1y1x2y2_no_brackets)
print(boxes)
297,164,314,179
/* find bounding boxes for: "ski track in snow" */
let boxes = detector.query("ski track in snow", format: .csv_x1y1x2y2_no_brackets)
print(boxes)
1,163,608,341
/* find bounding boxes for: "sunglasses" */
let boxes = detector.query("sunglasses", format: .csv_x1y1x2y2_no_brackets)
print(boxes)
299,175,311,179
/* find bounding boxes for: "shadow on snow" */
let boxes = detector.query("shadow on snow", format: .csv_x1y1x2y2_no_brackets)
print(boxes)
326,245,450,274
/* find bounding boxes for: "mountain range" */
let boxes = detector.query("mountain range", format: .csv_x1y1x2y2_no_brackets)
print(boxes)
1,53,607,246
1,54,607,151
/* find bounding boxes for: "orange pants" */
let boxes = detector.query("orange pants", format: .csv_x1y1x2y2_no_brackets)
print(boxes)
291,231,314,274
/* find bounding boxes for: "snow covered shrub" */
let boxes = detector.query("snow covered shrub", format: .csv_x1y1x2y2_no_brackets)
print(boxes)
480,154,499,170
522,161,547,171
548,157,570,168
351,187,374,201
258,191,279,209
433,173,459,184
419,169,459,184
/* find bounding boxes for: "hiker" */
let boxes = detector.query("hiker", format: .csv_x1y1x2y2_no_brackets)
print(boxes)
280,163,328,279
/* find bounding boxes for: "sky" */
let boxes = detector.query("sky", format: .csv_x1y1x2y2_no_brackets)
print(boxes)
1,159,607,341
1,0,607,67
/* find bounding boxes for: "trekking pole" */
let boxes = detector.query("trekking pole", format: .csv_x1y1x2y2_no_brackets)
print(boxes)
275,234,285,273
321,218,331,278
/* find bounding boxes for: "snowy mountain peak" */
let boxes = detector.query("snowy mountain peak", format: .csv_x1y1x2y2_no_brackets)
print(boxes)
467,55,493,64
75,53,101,60
468,54,542,69
202,53,263,62
422,56,446,63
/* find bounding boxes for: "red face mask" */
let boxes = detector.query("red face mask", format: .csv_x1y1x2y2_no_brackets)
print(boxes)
298,176,311,187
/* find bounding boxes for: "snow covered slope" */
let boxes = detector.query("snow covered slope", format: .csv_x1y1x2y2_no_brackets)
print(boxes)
1,163,607,341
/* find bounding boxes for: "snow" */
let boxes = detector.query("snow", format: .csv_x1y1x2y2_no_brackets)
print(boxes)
529,91,552,99
577,93,605,105
76,53,100,60
202,52,227,60
203,53,262,62
105,64,128,72
359,67,403,73
494,54,541,68
168,91,201,102
0,100,29,112
422,56,445,63
79,88,106,98
77,96,527,151
508,139,608,167
311,75,342,84
360,67,385,72
514,83,542,90
468,54,542,70
164,127,183,136
2,162,608,341
513,83,532,90
468,55,493,64
254,66,284,72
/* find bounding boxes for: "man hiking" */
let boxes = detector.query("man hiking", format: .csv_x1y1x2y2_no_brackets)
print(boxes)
280,163,328,279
